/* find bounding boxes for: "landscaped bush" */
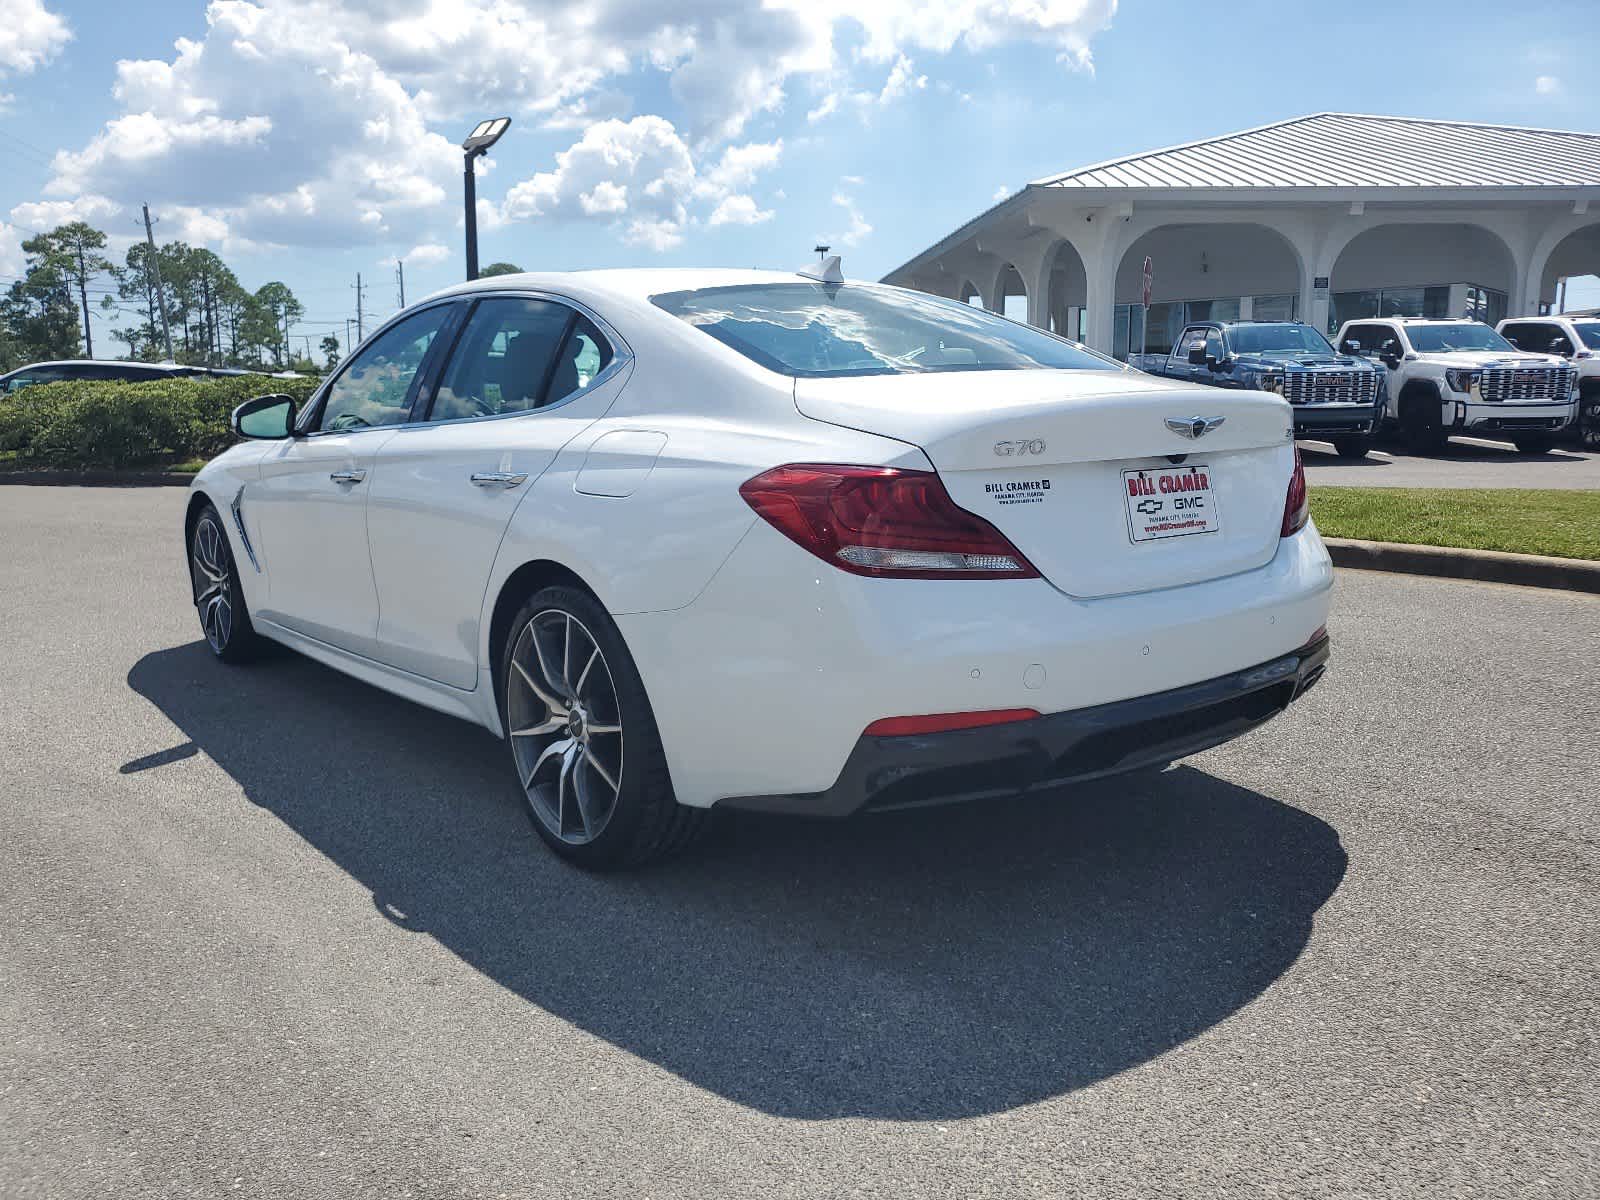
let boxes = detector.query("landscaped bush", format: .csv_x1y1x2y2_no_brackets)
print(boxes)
0,374,321,469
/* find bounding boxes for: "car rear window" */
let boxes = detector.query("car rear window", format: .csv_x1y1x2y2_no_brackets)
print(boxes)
651,282,1120,378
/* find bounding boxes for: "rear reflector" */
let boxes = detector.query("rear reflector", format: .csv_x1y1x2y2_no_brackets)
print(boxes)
864,708,1041,737
739,464,1040,580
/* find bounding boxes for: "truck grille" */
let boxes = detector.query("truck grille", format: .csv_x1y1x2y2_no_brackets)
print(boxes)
1478,367,1575,403
1283,370,1377,407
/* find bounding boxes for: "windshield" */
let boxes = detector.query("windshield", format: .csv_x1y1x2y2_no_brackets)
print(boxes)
1573,322,1600,351
1404,324,1514,353
1226,324,1337,355
651,282,1121,378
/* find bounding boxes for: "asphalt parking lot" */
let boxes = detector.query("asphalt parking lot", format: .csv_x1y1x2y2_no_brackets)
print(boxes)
2,484,1597,1199
1301,434,1599,489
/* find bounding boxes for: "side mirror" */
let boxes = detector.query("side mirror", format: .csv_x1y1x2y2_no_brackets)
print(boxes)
1550,339,1572,357
232,393,298,440
1345,339,1362,353
1186,345,1207,365
1208,355,1228,371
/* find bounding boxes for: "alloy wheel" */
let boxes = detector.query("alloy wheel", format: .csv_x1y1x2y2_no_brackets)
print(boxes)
191,515,235,653
507,609,625,845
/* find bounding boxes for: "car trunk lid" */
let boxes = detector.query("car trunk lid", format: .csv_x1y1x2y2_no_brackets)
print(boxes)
795,369,1296,598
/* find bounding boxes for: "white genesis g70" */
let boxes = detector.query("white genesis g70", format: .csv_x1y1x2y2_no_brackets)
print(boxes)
186,266,1333,867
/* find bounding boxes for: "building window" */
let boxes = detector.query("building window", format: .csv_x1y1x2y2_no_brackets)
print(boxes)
1329,283,1493,332
1464,286,1507,326
1251,294,1300,322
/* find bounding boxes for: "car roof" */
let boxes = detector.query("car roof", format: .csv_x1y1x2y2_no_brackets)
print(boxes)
420,267,863,310
3,359,194,372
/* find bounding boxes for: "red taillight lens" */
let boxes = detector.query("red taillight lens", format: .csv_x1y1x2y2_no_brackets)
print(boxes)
739,464,1040,579
1281,447,1309,537
864,709,1041,737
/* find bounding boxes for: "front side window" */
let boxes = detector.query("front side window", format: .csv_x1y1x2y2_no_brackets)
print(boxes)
652,282,1117,378
429,300,614,423
1204,329,1225,360
1404,324,1514,354
5,367,65,391
316,305,452,433
1573,321,1600,351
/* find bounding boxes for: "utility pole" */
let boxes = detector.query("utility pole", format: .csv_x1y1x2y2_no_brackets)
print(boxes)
74,241,94,359
345,318,353,356
141,204,175,361
396,260,405,309
354,273,365,343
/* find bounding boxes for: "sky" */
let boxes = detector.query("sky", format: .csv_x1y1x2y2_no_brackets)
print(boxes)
2,0,1598,360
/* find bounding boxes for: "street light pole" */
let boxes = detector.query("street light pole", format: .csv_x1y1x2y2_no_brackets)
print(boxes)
461,117,511,283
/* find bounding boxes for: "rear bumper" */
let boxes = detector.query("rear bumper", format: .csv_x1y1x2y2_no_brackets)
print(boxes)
725,634,1330,817
1291,403,1381,435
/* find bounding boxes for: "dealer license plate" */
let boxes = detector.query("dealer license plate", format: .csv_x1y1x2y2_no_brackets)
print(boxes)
1122,464,1221,543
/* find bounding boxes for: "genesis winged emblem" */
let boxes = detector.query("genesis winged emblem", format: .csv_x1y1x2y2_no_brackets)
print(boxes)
1166,415,1226,440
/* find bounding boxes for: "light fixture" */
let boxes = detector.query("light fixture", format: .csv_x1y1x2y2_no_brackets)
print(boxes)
461,116,512,281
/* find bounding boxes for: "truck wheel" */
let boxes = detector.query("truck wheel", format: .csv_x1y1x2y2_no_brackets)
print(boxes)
1401,388,1446,454
1332,433,1374,460
1580,386,1600,453
1513,434,1554,455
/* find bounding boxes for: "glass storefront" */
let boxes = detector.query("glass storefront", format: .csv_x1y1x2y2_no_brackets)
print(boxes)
1112,295,1284,360
1327,283,1503,332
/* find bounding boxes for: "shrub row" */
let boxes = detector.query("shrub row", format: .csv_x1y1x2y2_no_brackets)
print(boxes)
0,375,322,469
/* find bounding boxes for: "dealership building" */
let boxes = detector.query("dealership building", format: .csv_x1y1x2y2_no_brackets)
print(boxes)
881,113,1600,360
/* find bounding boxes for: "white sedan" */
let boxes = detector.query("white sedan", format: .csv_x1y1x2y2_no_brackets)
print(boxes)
186,265,1333,868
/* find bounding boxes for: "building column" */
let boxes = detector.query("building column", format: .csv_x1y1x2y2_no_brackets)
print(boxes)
1082,242,1118,355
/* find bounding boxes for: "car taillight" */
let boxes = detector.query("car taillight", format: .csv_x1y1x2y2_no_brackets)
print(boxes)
1281,447,1308,537
739,464,1040,579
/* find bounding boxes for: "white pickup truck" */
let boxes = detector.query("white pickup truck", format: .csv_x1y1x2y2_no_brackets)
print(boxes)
1496,314,1600,451
1332,318,1577,454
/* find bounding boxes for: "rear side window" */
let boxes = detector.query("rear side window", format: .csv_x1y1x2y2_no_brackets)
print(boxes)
652,282,1118,378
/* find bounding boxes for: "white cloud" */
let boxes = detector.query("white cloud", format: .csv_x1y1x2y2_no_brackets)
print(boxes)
877,54,927,104
992,185,1010,201
405,241,449,265
0,222,26,277
498,116,780,251
707,194,773,227
1535,75,1560,95
27,0,1119,255
0,0,69,78
821,185,872,248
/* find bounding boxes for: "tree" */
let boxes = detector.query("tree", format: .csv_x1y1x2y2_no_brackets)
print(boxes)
21,222,113,358
1,237,82,370
320,334,341,370
251,282,303,368
480,261,523,277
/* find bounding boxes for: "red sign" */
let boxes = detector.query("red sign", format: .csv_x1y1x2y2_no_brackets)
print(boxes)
1142,255,1154,308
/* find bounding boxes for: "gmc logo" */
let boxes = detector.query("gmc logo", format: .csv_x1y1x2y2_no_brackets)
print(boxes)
994,439,1047,457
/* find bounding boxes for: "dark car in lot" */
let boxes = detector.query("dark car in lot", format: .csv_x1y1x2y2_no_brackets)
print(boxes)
0,360,211,393
1132,321,1387,459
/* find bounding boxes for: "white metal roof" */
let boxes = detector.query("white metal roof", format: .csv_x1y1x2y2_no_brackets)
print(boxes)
1033,113,1600,189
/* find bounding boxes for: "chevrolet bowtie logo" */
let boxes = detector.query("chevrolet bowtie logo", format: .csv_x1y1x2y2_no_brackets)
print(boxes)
1166,415,1226,440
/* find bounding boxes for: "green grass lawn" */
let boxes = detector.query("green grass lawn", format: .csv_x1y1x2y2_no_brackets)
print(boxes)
1311,487,1600,561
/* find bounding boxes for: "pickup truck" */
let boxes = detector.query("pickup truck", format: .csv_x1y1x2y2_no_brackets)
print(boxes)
1496,314,1600,451
1333,318,1576,454
1132,321,1385,459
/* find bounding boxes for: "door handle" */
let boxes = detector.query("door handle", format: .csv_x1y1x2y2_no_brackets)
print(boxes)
330,468,367,484
470,471,529,488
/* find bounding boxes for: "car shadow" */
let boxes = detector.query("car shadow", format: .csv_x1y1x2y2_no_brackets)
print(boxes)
127,641,1346,1121
1299,442,1390,468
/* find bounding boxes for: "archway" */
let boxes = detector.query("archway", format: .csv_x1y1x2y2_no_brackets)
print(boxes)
958,280,982,307
1329,222,1516,331
996,264,1026,321
1539,223,1600,311
1043,239,1088,338
1113,223,1304,360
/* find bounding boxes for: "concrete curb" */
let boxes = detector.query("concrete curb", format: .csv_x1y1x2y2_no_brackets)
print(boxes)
1325,538,1600,594
0,468,194,487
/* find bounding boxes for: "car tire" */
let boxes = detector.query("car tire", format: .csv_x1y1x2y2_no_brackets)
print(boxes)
499,584,707,870
188,502,262,663
1332,433,1374,460
1401,387,1446,454
1512,434,1555,455
1580,385,1600,453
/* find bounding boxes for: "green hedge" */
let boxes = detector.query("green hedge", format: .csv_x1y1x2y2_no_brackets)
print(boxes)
0,375,321,469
